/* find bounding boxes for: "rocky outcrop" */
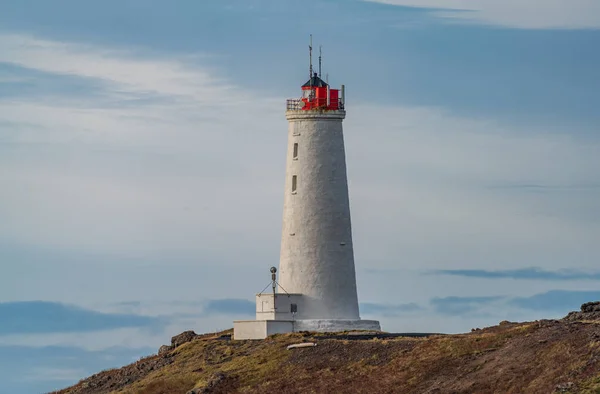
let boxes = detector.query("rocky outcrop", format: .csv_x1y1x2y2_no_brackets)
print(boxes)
581,301,600,313
156,330,199,355
171,330,198,348
563,301,600,321
158,345,172,355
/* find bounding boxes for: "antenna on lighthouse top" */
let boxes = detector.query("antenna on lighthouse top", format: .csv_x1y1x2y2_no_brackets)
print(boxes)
309,34,313,83
319,45,322,78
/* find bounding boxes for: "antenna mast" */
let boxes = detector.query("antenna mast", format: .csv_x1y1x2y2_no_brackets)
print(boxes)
270,267,277,309
319,45,322,78
309,34,313,83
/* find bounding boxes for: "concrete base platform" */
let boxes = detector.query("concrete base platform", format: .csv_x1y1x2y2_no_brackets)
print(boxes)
293,319,381,332
233,320,294,340
233,319,381,340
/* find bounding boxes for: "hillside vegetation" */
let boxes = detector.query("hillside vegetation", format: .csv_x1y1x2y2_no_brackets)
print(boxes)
54,304,600,394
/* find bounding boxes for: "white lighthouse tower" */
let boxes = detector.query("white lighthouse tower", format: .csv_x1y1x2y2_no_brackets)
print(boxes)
233,42,380,339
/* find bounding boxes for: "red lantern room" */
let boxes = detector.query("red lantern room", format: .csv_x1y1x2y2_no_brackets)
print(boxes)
300,72,341,111
286,36,345,112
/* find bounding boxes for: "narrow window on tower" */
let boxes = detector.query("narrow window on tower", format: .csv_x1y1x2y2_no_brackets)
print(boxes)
293,143,298,160
291,175,297,193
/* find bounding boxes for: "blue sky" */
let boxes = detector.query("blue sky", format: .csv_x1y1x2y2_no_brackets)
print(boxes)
1,0,599,392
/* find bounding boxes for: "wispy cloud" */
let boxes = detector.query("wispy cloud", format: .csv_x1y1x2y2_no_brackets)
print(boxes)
430,296,505,315
510,290,600,311
0,345,155,394
360,302,422,317
1,31,599,348
202,299,255,316
0,33,284,257
365,0,600,29
25,367,86,382
0,34,229,105
1,33,598,267
0,301,161,335
428,290,600,317
0,300,241,352
0,34,274,148
431,268,600,281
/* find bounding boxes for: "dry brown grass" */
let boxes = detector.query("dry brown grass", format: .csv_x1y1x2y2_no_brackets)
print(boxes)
129,376,197,394
55,320,600,394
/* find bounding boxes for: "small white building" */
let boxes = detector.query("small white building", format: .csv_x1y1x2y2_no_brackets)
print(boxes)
234,45,380,340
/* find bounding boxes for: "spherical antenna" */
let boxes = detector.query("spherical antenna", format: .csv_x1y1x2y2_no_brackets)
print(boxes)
270,266,277,274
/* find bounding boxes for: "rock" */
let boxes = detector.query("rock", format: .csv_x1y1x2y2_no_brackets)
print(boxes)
158,345,172,355
581,301,600,313
287,342,317,350
555,381,574,392
171,330,198,348
563,307,600,322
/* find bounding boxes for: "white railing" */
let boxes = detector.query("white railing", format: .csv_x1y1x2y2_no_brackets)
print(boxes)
286,98,344,111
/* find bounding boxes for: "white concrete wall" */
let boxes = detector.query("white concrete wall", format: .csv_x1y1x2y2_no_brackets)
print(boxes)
255,293,304,320
233,320,294,340
278,110,360,320
293,319,381,332
266,320,295,336
233,320,267,340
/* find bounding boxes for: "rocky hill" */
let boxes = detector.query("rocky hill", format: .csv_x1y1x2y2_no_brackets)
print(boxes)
53,303,600,394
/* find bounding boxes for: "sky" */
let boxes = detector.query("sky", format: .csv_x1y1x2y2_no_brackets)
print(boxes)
0,0,599,392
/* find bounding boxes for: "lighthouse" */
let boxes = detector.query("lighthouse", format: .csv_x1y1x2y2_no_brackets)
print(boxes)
233,41,380,339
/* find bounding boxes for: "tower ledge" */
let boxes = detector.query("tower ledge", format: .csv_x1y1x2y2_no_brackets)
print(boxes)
233,319,381,340
285,110,346,121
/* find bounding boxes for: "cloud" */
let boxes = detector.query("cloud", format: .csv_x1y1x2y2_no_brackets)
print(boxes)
360,302,422,317
1,33,598,272
102,299,253,318
202,299,255,316
426,290,600,319
0,301,161,335
25,367,86,383
0,33,285,259
0,345,155,394
430,296,505,315
107,298,257,318
0,32,599,346
365,0,600,29
0,34,229,104
0,298,254,348
432,268,600,281
510,290,600,312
